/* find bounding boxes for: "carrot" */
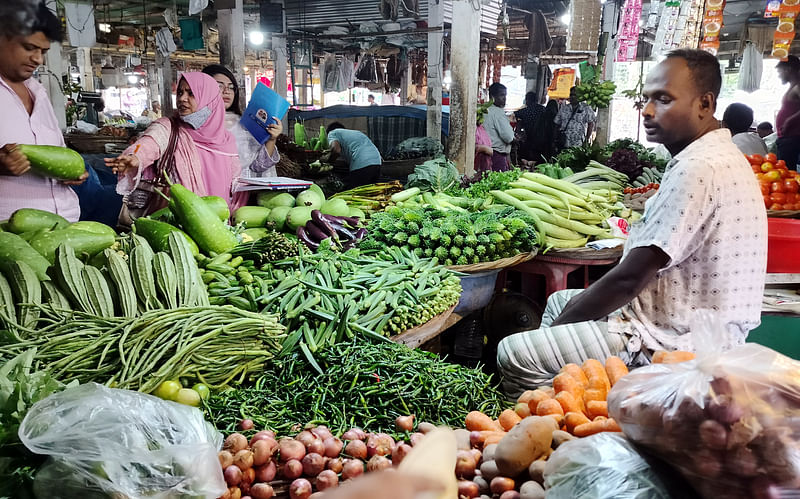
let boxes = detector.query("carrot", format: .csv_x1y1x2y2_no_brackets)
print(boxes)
542,386,556,398
586,400,609,419
560,363,589,387
517,390,538,405
498,409,522,431
573,418,622,437
564,411,591,434
553,373,585,412
526,390,552,415
604,356,629,386
474,430,507,447
555,391,582,415
583,388,605,406
652,350,696,364
536,398,565,418
582,359,611,396
465,411,503,432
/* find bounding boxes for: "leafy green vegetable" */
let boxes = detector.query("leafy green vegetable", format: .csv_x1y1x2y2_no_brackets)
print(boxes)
0,350,75,497
406,156,460,193
452,168,523,199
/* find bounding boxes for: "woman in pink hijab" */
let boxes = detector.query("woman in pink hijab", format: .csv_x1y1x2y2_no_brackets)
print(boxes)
106,72,246,215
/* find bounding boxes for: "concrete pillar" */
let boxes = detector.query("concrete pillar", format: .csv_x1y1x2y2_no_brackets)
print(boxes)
446,0,481,175
76,47,94,92
594,2,620,146
426,0,444,138
218,0,246,113
156,51,173,116
148,62,161,110
272,35,288,99
400,59,411,104
43,0,66,130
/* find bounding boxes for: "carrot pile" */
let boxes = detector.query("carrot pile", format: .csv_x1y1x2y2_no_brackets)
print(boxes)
466,356,632,443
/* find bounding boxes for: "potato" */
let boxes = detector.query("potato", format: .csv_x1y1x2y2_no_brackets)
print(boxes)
454,428,472,451
519,480,545,499
551,430,575,449
528,459,546,484
479,459,499,481
482,444,497,462
494,416,557,477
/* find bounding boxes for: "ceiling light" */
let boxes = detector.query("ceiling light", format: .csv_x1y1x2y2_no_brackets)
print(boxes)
127,75,138,84
600,0,606,4
560,13,571,25
496,42,507,50
249,31,264,45
243,66,250,72
98,23,111,33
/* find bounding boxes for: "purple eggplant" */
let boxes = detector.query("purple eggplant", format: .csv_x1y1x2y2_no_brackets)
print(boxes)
319,213,360,229
353,228,367,241
328,220,357,240
305,220,329,242
311,210,339,240
296,226,319,250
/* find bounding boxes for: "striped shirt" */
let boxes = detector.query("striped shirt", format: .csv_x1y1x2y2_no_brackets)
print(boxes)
0,75,80,221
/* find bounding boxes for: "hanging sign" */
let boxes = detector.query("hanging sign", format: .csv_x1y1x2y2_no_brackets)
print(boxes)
700,0,725,55
616,0,644,61
548,68,577,99
771,2,798,58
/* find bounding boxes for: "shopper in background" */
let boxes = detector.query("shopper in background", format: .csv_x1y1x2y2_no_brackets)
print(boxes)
533,100,560,162
514,91,545,164
474,104,493,175
324,122,382,188
106,72,245,212
0,0,88,222
757,121,774,138
776,55,800,170
723,103,768,156
554,86,596,150
202,64,281,178
150,100,162,119
497,49,767,396
483,82,514,171
368,94,377,106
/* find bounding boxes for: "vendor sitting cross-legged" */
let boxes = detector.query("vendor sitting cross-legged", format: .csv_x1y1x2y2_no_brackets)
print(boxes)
497,49,767,398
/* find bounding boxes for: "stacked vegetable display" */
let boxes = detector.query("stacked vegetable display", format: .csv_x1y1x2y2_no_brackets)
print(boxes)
747,152,800,210
361,206,538,265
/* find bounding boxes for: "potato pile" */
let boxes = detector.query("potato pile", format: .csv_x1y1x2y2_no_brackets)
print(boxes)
608,349,800,498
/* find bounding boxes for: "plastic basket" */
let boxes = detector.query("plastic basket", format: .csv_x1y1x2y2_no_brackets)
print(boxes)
767,217,800,273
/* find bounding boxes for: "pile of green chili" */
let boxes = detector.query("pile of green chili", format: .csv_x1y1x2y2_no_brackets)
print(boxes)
204,340,505,436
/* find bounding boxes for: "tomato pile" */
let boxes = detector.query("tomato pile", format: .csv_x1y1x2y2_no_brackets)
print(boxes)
748,153,800,211
623,183,660,195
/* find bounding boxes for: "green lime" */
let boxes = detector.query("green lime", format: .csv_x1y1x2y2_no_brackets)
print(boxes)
191,383,211,400
154,380,182,401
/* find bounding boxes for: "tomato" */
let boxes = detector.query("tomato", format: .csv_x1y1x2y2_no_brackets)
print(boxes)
154,380,182,401
749,154,764,165
766,153,778,163
785,193,797,204
769,203,783,210
776,160,787,170
794,203,800,211
761,161,775,172
764,170,782,182
771,192,787,204
787,170,798,178
784,179,800,194
771,181,786,193
760,183,770,195
764,194,773,206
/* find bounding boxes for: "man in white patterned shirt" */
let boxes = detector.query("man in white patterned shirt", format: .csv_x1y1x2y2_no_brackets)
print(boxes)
497,49,767,397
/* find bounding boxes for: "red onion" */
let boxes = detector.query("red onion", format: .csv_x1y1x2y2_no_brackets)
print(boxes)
289,478,312,499
254,461,277,483
224,465,243,486
283,459,303,480
315,469,339,490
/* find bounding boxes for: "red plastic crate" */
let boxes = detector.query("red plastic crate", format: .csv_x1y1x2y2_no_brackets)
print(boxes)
767,218,800,273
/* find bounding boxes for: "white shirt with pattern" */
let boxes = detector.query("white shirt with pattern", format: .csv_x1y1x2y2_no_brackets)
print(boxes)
613,128,767,353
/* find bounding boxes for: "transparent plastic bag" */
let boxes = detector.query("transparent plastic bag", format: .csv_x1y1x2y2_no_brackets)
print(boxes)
19,383,226,499
607,311,800,498
543,433,673,499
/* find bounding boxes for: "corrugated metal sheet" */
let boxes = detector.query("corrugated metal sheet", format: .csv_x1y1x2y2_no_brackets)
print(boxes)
285,0,501,35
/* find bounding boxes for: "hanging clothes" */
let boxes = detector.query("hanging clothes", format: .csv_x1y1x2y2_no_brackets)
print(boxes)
526,11,553,55
355,55,379,83
386,54,403,89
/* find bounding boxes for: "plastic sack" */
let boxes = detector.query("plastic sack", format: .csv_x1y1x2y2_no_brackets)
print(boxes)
607,312,800,498
543,433,673,499
18,383,226,499
738,42,763,93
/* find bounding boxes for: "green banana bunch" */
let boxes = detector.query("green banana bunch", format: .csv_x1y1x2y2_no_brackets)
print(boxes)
575,80,617,109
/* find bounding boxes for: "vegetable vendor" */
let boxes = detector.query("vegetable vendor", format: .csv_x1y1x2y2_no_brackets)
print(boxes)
322,123,382,189
106,72,246,216
497,49,767,398
0,0,88,222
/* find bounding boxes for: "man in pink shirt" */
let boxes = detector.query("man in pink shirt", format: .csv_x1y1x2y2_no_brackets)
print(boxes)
0,0,86,222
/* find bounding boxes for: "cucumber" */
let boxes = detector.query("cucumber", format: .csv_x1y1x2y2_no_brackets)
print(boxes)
29,228,115,263
133,217,199,256
0,232,51,280
8,208,69,234
17,144,86,180
170,184,237,255
69,221,117,238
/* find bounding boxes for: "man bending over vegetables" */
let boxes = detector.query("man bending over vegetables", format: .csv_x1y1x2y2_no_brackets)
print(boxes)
0,0,87,221
497,49,767,397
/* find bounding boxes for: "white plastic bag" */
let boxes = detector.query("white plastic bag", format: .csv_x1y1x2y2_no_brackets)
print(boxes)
544,433,673,499
608,312,800,498
738,42,763,93
19,383,226,499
